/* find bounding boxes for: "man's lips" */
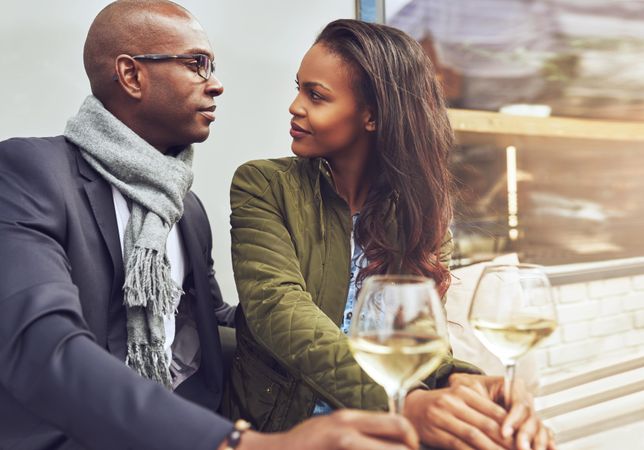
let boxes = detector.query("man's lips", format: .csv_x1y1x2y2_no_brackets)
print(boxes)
199,105,216,122
290,121,310,138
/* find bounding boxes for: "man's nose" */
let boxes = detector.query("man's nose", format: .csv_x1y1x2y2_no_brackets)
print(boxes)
206,75,224,97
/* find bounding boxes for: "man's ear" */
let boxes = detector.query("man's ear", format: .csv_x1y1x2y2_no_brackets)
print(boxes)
114,55,143,99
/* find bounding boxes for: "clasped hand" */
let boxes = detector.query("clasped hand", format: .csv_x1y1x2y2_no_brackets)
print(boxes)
403,374,556,450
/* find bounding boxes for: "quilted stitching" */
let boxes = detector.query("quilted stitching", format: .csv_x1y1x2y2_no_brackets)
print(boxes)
227,158,457,429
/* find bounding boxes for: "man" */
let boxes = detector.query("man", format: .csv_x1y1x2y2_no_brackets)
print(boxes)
0,1,419,449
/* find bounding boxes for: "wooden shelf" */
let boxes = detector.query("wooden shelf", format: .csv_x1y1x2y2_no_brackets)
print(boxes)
448,109,644,152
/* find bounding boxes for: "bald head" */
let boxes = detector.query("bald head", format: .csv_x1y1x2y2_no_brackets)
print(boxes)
83,0,197,102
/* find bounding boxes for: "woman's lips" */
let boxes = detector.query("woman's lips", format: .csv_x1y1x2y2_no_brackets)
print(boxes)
290,122,310,138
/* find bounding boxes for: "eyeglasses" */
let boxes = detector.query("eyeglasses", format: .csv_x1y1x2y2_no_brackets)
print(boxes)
131,53,215,80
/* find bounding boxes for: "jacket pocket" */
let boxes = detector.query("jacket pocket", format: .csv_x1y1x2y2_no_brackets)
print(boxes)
228,337,294,431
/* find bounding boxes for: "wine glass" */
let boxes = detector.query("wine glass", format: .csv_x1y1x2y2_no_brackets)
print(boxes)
468,264,557,409
348,275,450,414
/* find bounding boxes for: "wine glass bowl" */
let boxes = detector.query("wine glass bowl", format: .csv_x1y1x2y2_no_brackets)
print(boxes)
349,275,450,414
468,264,557,408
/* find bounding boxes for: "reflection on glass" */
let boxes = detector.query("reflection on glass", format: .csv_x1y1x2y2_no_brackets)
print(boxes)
386,0,644,121
468,264,557,408
450,143,644,266
384,0,644,266
348,275,449,415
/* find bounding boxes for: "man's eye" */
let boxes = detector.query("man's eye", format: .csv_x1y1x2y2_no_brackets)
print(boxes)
187,61,200,70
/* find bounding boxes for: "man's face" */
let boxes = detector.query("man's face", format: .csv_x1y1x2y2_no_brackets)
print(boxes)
136,15,223,151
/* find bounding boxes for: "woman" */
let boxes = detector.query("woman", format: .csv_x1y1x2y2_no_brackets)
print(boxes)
225,19,553,450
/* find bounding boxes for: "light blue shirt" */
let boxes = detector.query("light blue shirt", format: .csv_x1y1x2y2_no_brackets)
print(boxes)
313,214,367,415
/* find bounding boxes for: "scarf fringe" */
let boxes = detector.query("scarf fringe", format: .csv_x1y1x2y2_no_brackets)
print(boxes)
123,247,183,316
126,343,172,388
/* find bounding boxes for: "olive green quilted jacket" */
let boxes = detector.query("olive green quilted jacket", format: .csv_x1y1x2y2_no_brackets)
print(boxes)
223,157,479,432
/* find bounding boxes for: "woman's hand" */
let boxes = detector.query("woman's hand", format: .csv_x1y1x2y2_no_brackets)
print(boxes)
447,373,556,450
403,373,556,450
404,382,511,449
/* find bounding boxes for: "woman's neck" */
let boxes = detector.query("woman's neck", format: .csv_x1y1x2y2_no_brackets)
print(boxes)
327,152,373,215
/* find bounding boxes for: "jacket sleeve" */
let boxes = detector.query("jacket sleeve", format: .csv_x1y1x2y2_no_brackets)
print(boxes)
230,162,389,410
191,192,237,327
0,139,232,450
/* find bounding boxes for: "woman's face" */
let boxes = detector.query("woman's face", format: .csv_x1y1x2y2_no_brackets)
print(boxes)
289,43,374,160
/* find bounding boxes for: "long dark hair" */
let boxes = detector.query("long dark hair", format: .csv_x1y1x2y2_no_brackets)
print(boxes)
315,19,454,297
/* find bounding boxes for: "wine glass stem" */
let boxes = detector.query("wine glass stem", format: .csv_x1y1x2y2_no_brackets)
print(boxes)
504,363,516,410
388,389,407,415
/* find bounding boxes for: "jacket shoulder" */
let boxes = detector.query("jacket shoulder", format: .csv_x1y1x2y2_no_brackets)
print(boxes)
233,157,299,183
0,135,73,154
231,157,312,206
0,136,76,173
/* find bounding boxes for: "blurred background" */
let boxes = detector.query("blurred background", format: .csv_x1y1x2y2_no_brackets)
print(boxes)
387,0,644,267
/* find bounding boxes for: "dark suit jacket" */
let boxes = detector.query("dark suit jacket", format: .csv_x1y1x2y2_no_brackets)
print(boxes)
0,136,234,450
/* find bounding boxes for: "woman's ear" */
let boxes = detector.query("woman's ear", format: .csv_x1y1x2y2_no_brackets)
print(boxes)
114,54,143,100
363,109,377,132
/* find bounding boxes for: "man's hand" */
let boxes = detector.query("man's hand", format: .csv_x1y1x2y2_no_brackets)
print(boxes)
403,373,556,450
232,409,419,450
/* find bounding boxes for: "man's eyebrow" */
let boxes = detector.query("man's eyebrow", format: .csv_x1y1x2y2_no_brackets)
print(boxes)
184,48,214,59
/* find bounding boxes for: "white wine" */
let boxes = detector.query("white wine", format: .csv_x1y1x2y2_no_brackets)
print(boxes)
349,333,449,394
471,316,556,363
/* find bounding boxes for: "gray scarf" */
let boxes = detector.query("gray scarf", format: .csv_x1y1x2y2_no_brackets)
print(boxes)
64,95,194,387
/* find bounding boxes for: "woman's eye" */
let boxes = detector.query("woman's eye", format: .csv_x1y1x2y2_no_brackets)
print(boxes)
310,91,322,101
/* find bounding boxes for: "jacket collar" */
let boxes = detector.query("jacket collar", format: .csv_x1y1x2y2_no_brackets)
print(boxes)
308,157,399,255
311,158,335,201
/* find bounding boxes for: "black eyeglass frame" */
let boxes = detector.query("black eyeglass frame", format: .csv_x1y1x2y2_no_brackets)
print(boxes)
131,53,215,80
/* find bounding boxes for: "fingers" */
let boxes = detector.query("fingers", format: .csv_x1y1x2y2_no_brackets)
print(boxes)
417,426,479,450
333,432,417,450
330,410,420,450
411,387,512,450
505,398,555,450
514,413,538,450
448,373,490,398
532,423,550,450
502,379,533,439
546,427,558,450
425,408,508,450
446,374,558,450
452,385,508,425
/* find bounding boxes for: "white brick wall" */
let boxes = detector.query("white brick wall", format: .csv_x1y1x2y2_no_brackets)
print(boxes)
561,322,590,343
558,283,588,303
539,274,644,376
632,275,644,291
634,310,644,328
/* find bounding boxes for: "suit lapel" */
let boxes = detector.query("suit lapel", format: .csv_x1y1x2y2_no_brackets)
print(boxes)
77,153,124,286
76,151,127,357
